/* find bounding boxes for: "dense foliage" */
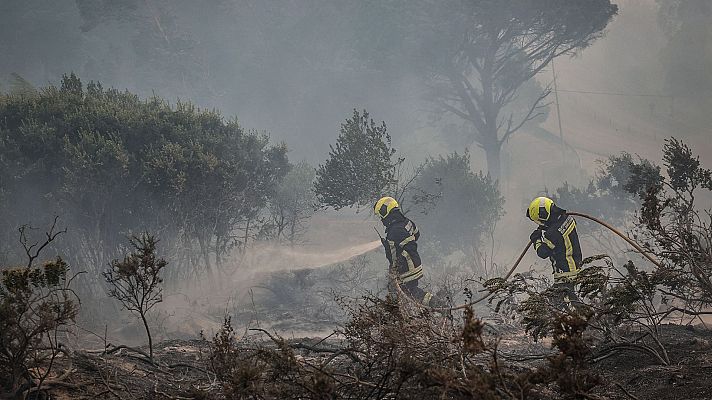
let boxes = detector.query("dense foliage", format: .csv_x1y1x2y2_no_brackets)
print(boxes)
315,109,399,209
0,74,288,283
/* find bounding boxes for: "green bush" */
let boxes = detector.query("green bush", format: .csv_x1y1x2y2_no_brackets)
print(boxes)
408,151,503,265
0,74,288,282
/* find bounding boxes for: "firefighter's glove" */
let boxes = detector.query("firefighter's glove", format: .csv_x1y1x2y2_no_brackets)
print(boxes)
530,229,544,244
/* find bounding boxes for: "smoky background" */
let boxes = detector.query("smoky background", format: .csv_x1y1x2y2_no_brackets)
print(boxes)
1,0,711,344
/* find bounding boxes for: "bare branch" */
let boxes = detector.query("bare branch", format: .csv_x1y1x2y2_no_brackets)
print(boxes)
499,87,551,144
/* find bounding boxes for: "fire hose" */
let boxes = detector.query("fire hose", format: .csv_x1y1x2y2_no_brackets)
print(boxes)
567,212,663,269
389,211,664,312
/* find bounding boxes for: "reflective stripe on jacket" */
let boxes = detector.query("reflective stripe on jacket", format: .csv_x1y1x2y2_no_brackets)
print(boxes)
382,211,422,283
533,214,582,280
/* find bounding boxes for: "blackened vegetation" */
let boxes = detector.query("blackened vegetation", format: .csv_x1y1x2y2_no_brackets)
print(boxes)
205,296,602,400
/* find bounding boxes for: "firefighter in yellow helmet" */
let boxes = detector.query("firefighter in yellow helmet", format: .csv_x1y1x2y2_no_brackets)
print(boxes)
527,196,582,304
374,196,434,306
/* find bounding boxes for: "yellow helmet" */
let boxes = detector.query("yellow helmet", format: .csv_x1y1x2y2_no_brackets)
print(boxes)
374,196,399,219
527,196,555,225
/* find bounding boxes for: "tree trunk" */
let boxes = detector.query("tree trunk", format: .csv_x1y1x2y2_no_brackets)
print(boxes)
484,143,501,181
197,234,214,280
139,311,153,361
480,54,501,182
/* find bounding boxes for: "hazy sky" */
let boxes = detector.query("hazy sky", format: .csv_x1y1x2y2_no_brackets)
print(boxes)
1,0,710,172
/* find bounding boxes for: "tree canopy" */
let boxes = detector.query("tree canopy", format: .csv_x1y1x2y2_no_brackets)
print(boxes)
356,0,618,179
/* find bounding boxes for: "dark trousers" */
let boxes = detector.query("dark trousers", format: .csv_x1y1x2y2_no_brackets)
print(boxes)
389,278,434,305
402,280,428,302
552,281,581,310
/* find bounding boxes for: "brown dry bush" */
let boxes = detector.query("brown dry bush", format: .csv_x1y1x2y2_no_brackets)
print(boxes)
0,220,78,399
207,293,603,399
485,256,674,367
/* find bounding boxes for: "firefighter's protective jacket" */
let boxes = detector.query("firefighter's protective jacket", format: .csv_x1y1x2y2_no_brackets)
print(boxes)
381,210,422,283
531,208,582,280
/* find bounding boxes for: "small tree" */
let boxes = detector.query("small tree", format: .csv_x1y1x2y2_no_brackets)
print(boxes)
104,233,167,361
315,109,400,209
626,138,712,309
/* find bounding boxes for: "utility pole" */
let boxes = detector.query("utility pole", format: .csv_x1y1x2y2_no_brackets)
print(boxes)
551,59,566,167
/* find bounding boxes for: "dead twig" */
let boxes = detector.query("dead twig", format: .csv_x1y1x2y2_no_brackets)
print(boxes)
167,363,208,374
152,382,194,400
614,382,640,400
103,345,154,363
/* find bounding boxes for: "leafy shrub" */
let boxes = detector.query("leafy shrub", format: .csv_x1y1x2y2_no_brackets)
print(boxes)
409,151,504,268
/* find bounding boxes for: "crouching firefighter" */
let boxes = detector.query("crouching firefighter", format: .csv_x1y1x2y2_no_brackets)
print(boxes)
526,196,582,307
374,196,435,306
